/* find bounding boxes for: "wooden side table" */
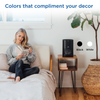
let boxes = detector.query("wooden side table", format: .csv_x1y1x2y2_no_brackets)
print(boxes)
58,55,78,96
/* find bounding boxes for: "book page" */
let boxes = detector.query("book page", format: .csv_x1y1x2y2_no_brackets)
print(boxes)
21,49,29,57
16,46,29,57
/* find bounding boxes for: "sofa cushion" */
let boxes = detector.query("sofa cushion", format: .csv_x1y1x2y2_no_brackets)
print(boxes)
32,46,50,70
0,45,50,70
30,51,41,69
0,53,10,71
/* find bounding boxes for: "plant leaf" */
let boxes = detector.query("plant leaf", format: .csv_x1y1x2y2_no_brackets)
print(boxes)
81,19,87,31
67,12,76,20
88,20,93,25
71,16,81,28
73,14,78,20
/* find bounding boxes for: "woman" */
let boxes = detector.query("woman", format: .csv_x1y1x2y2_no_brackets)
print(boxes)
6,28,40,83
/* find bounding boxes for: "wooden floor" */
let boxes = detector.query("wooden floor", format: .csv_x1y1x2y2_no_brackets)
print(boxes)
55,88,100,100
55,88,85,100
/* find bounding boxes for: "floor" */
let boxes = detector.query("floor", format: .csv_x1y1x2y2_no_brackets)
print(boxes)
55,88,100,100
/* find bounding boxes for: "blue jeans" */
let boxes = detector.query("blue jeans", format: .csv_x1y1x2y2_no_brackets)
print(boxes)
9,59,40,80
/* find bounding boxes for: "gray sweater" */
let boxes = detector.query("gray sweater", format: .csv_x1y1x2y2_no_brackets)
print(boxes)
6,43,36,66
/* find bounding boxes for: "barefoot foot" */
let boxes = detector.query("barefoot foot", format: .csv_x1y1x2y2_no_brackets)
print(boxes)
15,76,20,82
7,77,15,79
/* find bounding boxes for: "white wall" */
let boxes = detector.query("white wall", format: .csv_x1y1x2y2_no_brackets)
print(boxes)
0,8,100,87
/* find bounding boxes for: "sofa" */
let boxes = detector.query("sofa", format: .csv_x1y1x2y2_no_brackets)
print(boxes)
0,45,57,100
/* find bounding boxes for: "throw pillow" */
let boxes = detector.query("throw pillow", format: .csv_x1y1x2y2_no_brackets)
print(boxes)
0,53,10,71
30,51,41,70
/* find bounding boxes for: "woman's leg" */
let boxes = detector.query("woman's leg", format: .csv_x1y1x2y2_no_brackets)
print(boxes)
23,64,40,78
7,60,19,79
8,59,24,80
9,60,19,73
15,59,24,80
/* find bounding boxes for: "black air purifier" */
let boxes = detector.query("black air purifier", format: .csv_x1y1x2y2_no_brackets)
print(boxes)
62,39,73,57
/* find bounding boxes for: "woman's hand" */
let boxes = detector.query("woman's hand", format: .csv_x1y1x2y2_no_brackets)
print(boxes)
16,54,23,60
29,47,33,53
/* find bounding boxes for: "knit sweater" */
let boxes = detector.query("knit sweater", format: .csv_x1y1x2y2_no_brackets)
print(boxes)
6,43,36,66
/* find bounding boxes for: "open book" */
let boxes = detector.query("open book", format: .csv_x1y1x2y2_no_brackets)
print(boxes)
16,46,29,57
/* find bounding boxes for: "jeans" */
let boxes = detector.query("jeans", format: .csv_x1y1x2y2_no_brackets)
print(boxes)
9,59,40,80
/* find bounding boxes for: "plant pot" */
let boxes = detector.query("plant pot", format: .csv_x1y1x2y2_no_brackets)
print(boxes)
81,59,100,95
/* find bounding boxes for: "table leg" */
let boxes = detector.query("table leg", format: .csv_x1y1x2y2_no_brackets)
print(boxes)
71,71,74,88
58,71,61,96
71,71,76,93
74,71,76,93
58,71,64,96
61,71,64,88
59,71,64,96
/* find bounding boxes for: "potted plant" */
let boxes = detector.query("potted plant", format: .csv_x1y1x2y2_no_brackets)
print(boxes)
67,11,100,95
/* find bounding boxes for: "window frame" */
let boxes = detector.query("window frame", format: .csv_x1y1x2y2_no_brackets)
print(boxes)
0,10,51,30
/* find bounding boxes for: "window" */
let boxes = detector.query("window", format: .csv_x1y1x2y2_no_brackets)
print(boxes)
7,9,45,22
0,9,51,29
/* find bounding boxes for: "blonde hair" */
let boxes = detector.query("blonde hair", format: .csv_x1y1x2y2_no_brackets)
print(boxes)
13,28,31,49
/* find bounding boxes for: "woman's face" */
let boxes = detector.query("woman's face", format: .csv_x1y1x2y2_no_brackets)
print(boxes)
16,32,25,44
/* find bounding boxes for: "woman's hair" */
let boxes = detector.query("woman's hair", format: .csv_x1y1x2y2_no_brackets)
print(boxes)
13,28,31,49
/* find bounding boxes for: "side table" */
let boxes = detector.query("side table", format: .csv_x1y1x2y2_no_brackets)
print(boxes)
58,55,78,96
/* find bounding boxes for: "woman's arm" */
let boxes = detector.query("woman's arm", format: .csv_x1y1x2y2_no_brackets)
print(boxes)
6,46,17,66
26,44,36,63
